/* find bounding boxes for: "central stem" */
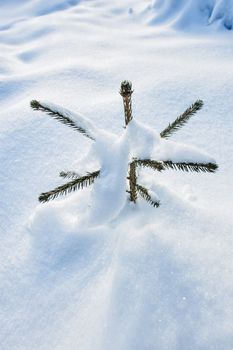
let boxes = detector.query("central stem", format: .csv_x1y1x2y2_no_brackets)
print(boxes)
120,80,137,203
129,161,137,203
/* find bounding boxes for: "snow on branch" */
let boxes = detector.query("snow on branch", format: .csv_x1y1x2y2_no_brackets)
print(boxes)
31,100,96,141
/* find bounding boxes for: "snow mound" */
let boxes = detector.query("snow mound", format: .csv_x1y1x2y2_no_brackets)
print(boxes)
145,0,233,30
0,0,80,28
21,185,233,350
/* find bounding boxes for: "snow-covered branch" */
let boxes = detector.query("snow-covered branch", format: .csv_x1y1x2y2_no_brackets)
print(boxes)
31,100,97,141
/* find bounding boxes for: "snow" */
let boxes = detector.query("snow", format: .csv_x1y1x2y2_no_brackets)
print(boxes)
37,100,101,140
156,140,215,163
87,132,129,225
0,1,233,350
144,0,233,30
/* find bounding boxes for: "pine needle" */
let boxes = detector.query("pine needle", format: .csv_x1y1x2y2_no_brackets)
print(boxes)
59,171,80,179
136,184,160,208
30,100,95,141
163,161,218,173
39,170,100,203
160,100,204,139
135,159,164,171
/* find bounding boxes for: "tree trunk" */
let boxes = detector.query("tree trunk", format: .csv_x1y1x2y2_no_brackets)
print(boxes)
120,80,137,203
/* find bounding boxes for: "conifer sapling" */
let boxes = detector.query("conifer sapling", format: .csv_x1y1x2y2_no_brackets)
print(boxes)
31,81,218,208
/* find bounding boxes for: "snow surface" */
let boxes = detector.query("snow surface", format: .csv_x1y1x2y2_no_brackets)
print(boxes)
144,0,233,30
0,1,233,350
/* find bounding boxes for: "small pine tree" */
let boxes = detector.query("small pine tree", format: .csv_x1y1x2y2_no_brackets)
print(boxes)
31,81,218,208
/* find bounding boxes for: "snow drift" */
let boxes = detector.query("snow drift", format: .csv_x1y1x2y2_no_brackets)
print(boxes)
145,0,233,30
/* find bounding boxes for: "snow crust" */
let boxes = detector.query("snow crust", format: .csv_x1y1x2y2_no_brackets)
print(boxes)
0,1,233,350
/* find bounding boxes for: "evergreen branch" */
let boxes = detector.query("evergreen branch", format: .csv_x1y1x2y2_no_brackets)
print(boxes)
135,159,164,171
163,161,218,173
136,184,160,208
30,100,95,141
39,170,100,203
160,100,204,139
